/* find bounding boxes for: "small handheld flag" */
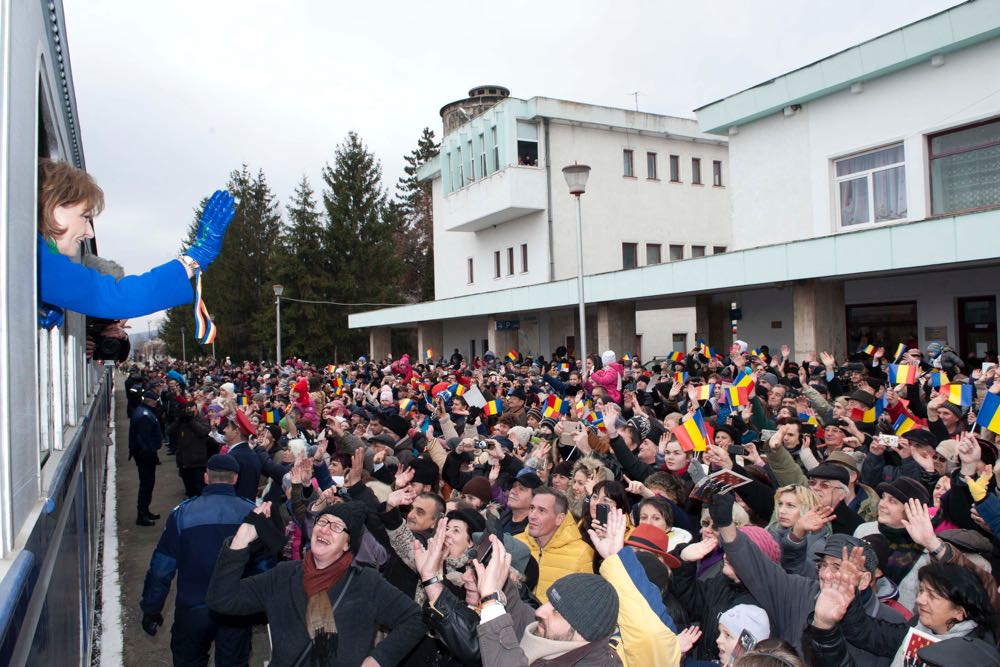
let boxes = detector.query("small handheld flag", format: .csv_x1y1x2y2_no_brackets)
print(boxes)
447,383,466,396
672,410,708,452
586,411,606,431
940,383,972,407
929,370,950,388
559,362,570,373
544,395,567,418
725,385,749,407
893,413,917,436
483,400,503,416
976,393,1000,435
399,398,416,413
861,344,876,356
673,372,689,385
888,364,919,385
623,353,634,364
694,383,714,401
425,348,433,362
419,416,432,434
236,395,249,406
891,344,907,363
734,369,756,395
265,409,283,424
506,349,518,362
669,351,685,363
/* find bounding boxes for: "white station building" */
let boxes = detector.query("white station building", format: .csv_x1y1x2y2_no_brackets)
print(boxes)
352,0,1000,365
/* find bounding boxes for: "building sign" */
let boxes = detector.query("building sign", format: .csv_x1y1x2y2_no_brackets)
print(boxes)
924,326,948,340
495,319,520,331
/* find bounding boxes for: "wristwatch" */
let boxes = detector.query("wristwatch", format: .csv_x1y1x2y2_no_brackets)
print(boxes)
178,254,201,275
421,574,444,588
477,590,507,611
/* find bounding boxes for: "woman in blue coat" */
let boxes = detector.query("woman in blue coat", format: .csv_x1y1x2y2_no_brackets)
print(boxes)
37,159,234,324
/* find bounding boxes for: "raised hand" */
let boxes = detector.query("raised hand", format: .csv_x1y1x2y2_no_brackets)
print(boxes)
473,535,512,598
413,518,448,580
345,448,365,487
588,506,627,560
812,568,855,629
677,626,703,655
387,486,417,510
624,476,652,498
901,499,940,551
394,465,416,491
680,535,718,562
186,190,236,270
794,506,836,538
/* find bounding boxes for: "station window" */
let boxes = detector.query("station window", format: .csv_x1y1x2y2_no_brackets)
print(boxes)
516,121,538,166
457,147,464,189
479,133,487,178
713,160,723,186
491,126,500,171
622,242,638,269
467,257,474,284
669,155,680,182
520,244,528,273
646,243,662,265
507,247,515,275
713,246,727,254
646,152,657,179
494,251,501,279
669,244,684,261
692,245,706,257
692,158,702,184
835,143,906,227
468,140,475,181
930,117,1000,215
623,150,635,178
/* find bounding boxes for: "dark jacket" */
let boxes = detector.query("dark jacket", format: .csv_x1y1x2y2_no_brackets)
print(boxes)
171,412,213,469
802,622,856,667
129,404,162,459
141,484,255,613
226,441,262,501
206,541,424,667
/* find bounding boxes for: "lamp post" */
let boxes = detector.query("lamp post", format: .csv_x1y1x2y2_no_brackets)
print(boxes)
181,327,186,362
562,163,591,372
273,284,284,364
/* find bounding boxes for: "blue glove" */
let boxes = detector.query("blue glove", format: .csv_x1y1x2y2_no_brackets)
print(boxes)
186,190,235,270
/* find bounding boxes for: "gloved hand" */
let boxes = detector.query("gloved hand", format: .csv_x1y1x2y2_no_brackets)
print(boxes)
708,492,735,529
967,471,993,503
141,611,164,636
185,190,236,270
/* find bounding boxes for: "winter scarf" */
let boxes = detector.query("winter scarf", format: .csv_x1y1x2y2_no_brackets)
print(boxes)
878,524,924,586
302,551,353,663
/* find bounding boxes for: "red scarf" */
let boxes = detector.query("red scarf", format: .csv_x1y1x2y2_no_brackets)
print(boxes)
302,551,353,597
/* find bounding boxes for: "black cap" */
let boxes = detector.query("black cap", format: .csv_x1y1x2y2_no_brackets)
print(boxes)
206,453,239,474
142,388,160,401
848,390,876,407
446,508,486,535
552,461,573,478
901,429,936,448
409,458,440,487
806,463,850,486
317,501,367,554
512,470,543,490
507,387,527,401
877,476,930,505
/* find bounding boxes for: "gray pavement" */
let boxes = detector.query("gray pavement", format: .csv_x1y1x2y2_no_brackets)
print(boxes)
114,376,270,666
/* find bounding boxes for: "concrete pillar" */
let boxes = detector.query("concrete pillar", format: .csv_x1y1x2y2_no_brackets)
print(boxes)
793,280,846,359
695,295,730,350
417,321,444,363
369,327,391,361
488,315,518,357
597,301,637,358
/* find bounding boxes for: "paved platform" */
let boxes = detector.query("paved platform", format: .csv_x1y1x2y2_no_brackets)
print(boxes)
113,377,270,666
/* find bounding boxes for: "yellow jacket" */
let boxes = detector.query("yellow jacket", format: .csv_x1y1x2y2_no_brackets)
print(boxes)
600,550,681,667
516,513,594,603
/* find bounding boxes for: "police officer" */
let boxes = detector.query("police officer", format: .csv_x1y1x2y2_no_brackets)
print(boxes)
139,454,255,666
130,388,163,526
220,411,262,502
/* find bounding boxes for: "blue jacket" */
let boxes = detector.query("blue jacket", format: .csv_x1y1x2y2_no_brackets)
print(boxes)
227,442,263,501
141,484,255,613
38,235,192,320
129,405,162,456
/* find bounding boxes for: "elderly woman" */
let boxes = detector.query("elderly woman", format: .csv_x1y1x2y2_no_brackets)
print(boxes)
207,501,424,666
37,159,234,322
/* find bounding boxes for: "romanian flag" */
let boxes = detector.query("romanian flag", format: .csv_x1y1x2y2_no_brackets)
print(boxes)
893,413,917,436
587,411,606,431
575,399,592,415
929,370,950,388
694,383,714,401
699,342,715,359
417,381,430,393
672,410,708,452
399,398,416,413
850,406,877,423
623,353,634,364
333,375,345,388
425,348,433,362
559,362,570,373
861,344,876,356
506,349,518,362
237,395,250,406
669,351,685,363
447,383,466,396
891,344,907,363
483,400,503,416
734,369,756,395
419,416,432,434
976,393,1000,434
725,385,749,407
325,364,336,374
264,409,283,424
888,364,919,385
673,372,689,385
544,395,567,418
941,383,972,407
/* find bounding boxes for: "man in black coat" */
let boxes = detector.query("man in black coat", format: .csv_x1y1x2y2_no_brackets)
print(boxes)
129,389,163,526
219,412,261,502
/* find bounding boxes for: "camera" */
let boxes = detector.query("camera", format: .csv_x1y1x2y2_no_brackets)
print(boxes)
727,445,747,456
86,317,124,361
474,440,491,450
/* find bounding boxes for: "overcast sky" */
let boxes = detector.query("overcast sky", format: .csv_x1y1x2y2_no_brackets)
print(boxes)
63,0,958,338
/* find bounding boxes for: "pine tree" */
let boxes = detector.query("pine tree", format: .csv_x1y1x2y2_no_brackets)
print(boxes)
272,176,333,361
322,132,400,359
395,127,440,301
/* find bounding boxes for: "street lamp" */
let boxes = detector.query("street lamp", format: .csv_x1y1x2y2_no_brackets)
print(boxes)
562,163,591,371
273,284,284,364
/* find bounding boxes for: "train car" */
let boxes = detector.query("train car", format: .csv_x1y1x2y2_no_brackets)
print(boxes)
0,0,114,664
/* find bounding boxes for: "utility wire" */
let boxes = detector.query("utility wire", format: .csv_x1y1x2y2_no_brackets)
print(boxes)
278,295,409,307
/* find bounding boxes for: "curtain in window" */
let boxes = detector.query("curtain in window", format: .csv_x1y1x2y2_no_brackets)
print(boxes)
873,166,907,221
840,177,869,226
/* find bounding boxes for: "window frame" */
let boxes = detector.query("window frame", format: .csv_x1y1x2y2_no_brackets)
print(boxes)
467,257,474,284
623,149,635,178
622,242,638,270
646,243,662,265
479,133,487,178
507,247,514,276
928,116,1000,216
669,155,681,182
669,244,684,261
494,251,501,279
491,126,500,172
712,160,723,187
520,243,528,273
834,143,907,229
713,246,727,254
691,158,702,185
646,152,658,180
691,245,706,258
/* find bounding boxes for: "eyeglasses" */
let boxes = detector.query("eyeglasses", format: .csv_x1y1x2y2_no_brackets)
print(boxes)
700,518,714,528
314,518,347,533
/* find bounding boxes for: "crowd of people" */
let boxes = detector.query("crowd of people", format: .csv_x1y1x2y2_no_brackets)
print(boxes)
128,340,1000,666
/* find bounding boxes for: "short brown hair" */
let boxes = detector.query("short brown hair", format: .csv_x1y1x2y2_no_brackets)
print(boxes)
37,159,104,238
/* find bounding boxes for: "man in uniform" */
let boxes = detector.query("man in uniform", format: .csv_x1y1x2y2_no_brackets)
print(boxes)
139,454,256,666
220,410,261,502
129,388,163,526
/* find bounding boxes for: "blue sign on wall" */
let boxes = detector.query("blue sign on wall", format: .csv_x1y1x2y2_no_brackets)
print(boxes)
495,319,520,331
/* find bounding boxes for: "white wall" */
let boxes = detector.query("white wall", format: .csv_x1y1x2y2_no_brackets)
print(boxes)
727,38,1000,249
636,307,697,359
443,317,489,360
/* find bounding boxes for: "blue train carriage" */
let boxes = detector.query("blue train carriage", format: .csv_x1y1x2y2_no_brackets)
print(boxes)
0,1,114,664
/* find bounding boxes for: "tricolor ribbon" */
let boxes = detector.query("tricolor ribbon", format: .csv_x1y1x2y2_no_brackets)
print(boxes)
193,270,217,345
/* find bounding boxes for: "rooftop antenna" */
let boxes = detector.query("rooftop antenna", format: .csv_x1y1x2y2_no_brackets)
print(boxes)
628,91,641,112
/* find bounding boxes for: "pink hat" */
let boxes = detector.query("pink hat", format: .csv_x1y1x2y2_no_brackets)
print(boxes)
739,526,780,564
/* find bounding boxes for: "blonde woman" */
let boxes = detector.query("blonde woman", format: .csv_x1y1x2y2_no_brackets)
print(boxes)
767,484,833,576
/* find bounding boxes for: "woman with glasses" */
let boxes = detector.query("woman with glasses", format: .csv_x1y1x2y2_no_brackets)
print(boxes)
207,501,424,666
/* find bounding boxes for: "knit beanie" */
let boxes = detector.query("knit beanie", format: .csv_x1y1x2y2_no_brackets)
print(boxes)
601,350,617,367
318,501,367,554
719,604,770,644
739,526,781,564
527,407,543,422
461,476,493,506
379,385,394,403
546,573,619,641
